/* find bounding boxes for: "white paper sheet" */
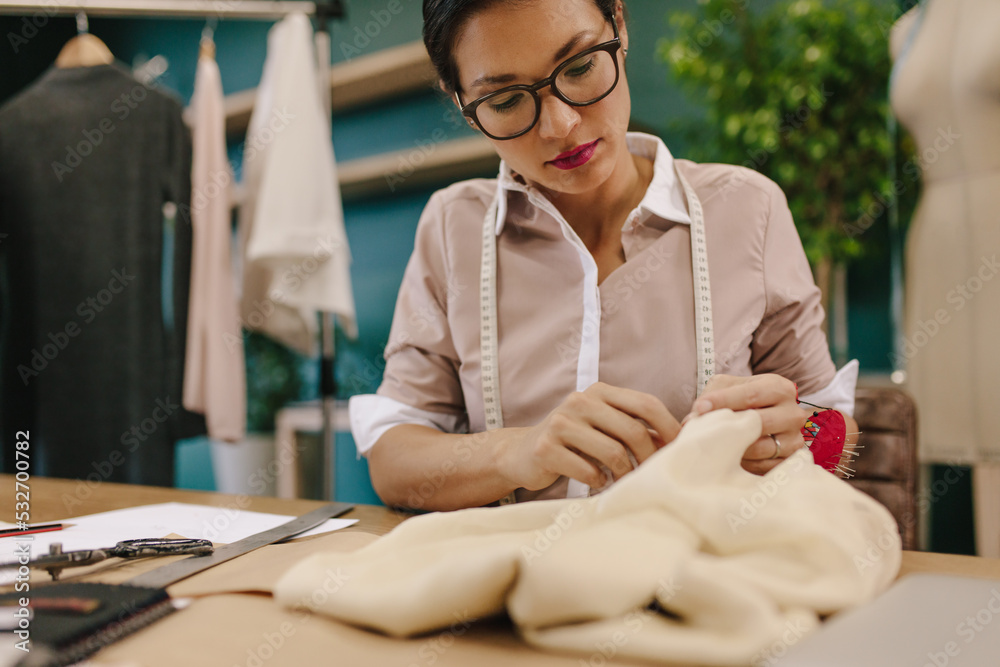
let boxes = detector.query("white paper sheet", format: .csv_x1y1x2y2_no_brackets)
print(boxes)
0,502,356,585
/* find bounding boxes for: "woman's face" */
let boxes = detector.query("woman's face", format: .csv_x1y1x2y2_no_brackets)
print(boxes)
452,0,631,197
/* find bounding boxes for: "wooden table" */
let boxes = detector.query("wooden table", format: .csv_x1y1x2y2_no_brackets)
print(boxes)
0,474,411,537
3,475,999,666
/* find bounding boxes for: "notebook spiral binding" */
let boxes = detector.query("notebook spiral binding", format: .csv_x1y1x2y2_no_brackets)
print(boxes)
16,597,177,667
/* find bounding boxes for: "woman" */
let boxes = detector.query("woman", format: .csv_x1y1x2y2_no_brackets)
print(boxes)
349,0,859,511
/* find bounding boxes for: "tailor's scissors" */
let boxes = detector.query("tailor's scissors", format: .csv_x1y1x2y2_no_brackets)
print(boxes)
0,538,214,581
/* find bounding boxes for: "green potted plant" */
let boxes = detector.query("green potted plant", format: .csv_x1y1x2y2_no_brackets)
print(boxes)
659,0,909,362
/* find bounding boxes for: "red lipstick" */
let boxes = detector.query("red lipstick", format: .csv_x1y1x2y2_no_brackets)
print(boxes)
548,139,599,170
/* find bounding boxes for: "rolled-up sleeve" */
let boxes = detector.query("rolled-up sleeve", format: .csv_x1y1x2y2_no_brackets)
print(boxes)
749,180,836,395
349,192,469,456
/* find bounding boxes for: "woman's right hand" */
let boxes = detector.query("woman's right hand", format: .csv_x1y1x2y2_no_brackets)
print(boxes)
496,382,682,492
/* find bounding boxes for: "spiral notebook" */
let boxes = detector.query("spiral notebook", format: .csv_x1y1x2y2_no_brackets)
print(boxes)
0,582,176,667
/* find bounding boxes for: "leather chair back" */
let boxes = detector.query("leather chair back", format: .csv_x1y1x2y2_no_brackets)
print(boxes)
847,387,919,550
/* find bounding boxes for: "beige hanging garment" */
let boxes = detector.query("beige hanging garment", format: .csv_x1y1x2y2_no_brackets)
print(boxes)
182,45,247,442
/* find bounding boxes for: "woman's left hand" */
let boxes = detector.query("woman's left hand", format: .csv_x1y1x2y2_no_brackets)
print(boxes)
681,374,809,475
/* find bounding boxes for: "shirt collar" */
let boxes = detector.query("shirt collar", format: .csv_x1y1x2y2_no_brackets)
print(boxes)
627,132,693,229
494,132,693,236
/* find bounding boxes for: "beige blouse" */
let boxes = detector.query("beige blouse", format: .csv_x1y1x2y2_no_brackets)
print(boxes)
182,54,246,443
351,133,853,501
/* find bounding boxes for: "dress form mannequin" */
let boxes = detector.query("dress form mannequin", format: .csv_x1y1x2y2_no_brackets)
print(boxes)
890,0,1000,557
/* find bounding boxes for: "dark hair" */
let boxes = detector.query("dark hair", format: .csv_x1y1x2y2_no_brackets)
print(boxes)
423,0,619,95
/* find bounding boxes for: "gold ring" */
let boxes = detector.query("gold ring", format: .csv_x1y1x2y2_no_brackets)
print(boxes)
769,434,781,460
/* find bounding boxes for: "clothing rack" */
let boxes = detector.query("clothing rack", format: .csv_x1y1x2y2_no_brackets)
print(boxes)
1,0,347,503
0,0,342,20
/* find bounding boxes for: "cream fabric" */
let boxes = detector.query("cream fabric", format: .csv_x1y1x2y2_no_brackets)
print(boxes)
182,53,246,442
275,408,901,666
238,13,356,356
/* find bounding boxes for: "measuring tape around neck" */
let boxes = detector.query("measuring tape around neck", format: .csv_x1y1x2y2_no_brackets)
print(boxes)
480,194,504,432
676,169,715,397
479,164,715,503
479,193,516,504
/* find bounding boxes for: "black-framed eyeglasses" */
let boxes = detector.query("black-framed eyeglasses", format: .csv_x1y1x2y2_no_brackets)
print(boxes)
457,21,622,141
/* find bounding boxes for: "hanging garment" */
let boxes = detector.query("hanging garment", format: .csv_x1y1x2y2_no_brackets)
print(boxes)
182,52,247,443
275,408,900,666
0,63,204,485
238,13,356,356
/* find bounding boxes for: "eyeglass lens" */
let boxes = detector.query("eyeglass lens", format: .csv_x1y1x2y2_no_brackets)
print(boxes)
475,49,618,139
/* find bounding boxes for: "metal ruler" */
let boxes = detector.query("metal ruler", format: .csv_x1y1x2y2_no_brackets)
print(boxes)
478,165,716,503
126,502,355,589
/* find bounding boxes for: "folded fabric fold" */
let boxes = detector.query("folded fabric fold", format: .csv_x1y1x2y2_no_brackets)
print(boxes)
274,408,901,666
